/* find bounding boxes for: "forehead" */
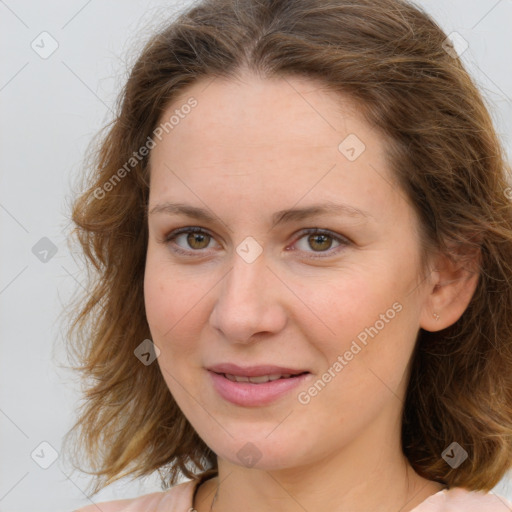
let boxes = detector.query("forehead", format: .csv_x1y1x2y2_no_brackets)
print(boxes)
148,73,405,226
154,73,371,163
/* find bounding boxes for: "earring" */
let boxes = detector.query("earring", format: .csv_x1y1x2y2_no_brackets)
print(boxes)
433,312,440,320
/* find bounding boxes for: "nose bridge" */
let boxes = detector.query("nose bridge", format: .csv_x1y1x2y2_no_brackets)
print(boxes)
227,255,262,301
210,247,285,342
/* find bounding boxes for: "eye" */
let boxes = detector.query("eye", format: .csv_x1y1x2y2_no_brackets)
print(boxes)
162,226,350,258
164,227,219,256
290,228,350,258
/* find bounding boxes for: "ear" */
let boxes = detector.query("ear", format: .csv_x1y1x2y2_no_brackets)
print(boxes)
419,247,481,332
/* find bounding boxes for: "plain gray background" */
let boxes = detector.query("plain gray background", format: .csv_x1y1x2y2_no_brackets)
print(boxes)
1,1,511,511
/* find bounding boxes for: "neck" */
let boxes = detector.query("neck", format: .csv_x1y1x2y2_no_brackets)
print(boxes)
196,438,445,512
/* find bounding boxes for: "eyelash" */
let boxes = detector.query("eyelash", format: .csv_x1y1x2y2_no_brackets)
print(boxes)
163,226,350,259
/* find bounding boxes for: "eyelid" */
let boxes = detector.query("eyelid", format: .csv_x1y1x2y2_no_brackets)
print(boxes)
162,226,350,257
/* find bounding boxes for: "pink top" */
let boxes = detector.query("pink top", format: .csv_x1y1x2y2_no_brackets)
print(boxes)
74,477,512,512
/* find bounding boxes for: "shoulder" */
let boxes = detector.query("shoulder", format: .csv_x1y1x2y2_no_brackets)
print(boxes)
72,479,198,512
413,487,512,511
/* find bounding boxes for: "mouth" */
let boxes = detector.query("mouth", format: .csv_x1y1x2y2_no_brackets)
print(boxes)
206,362,310,377
218,371,309,383
206,363,312,406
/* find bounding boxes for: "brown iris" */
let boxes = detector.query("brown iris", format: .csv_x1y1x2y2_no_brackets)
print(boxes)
187,232,211,250
308,233,333,252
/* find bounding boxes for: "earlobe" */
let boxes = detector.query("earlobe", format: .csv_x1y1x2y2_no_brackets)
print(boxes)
419,250,481,333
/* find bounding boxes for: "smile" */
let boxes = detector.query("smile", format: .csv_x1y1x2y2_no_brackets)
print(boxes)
223,373,297,383
208,369,311,407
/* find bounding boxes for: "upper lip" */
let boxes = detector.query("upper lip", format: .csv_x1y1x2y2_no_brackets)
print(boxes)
207,363,309,377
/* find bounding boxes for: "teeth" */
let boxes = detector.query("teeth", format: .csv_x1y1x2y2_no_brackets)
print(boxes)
224,373,294,383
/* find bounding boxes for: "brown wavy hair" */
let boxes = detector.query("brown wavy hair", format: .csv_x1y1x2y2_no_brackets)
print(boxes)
62,0,512,496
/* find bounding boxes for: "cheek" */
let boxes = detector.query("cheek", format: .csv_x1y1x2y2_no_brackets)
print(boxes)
303,265,416,380
144,258,185,347
299,270,393,341
144,254,212,368
144,262,171,339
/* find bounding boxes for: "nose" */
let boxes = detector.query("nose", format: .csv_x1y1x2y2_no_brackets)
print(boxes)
209,249,288,344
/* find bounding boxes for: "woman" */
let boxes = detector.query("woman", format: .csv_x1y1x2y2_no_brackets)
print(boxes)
66,0,512,510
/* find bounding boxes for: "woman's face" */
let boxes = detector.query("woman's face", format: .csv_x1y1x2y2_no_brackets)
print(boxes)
144,72,433,471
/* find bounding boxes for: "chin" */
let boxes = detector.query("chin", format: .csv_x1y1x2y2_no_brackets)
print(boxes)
203,431,311,472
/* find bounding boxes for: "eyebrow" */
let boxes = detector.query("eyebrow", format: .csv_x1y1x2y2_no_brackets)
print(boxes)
148,201,373,227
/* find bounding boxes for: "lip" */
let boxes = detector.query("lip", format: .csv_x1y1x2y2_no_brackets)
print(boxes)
207,364,311,407
206,363,308,377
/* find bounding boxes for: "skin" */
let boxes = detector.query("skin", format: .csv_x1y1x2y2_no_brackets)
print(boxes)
144,70,479,512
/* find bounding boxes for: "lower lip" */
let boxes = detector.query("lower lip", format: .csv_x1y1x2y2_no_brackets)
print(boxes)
208,370,311,407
